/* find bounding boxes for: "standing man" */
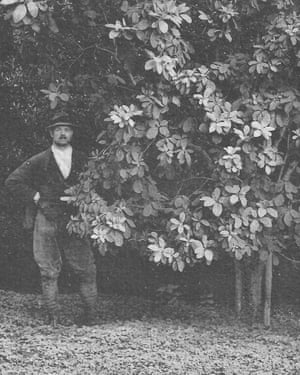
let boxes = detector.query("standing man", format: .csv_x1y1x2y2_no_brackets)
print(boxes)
5,119,98,327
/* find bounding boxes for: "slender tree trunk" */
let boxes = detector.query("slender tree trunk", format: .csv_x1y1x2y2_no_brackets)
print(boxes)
250,259,265,322
264,252,273,328
234,259,243,318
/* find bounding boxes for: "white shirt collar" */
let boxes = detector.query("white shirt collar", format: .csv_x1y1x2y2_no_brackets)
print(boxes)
51,144,73,179
51,144,72,155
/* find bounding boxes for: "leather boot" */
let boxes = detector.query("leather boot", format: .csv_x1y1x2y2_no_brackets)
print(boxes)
77,281,98,326
41,277,59,327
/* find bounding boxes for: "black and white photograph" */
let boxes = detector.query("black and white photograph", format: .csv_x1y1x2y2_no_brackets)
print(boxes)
0,0,300,373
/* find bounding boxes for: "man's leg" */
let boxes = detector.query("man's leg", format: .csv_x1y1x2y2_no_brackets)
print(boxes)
62,234,98,325
33,211,62,326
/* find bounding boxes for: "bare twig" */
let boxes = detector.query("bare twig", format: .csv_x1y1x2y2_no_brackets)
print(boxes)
142,139,156,156
281,160,298,182
278,252,300,265
96,46,122,64
275,125,287,149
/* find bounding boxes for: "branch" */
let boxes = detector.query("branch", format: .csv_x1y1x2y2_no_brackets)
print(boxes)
275,125,287,149
277,132,296,182
174,177,215,197
96,46,122,64
281,160,298,182
278,252,300,267
142,139,156,156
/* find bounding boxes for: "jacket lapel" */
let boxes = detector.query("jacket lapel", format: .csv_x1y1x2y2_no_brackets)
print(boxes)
68,149,82,179
44,147,83,183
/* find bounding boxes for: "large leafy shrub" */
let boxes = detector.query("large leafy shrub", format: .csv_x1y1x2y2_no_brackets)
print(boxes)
1,0,300,319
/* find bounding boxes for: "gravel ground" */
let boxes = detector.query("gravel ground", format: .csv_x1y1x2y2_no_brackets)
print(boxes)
0,290,299,374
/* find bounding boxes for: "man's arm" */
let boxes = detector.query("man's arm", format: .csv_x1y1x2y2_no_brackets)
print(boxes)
5,158,39,205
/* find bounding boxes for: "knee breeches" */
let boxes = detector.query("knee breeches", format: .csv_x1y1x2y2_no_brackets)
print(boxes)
33,210,96,282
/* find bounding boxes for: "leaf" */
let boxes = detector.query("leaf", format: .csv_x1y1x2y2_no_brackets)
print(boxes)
109,30,119,39
267,207,278,218
198,11,209,20
185,151,192,166
204,249,213,262
146,126,158,139
230,195,239,205
49,82,57,91
123,206,133,216
31,22,40,32
49,92,57,101
240,197,247,207
85,9,97,19
212,203,222,217
182,118,194,132
127,218,136,228
22,15,31,24
259,217,272,228
212,187,221,200
158,237,166,248
38,1,47,11
148,244,160,252
202,197,215,207
258,207,267,217
159,126,169,137
143,204,153,217
274,194,285,207
136,19,149,30
0,0,19,4
154,252,162,263
273,254,280,266
27,1,38,18
283,212,293,227
172,96,180,106
13,3,27,23
50,97,58,109
120,169,127,179
174,197,183,208
225,185,239,194
145,59,156,71
158,19,168,33
177,259,185,272
285,181,298,194
181,14,192,23
133,179,143,193
225,32,232,42
113,231,124,247
179,212,185,222
234,216,242,229
59,93,69,101
250,220,260,233
191,240,204,258
116,149,124,162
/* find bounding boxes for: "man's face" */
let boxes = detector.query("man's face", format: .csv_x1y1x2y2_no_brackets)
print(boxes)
50,125,74,146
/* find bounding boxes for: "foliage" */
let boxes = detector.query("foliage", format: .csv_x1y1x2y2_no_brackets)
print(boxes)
1,0,300,274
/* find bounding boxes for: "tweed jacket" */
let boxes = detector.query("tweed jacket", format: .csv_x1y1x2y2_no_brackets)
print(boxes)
5,147,87,227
